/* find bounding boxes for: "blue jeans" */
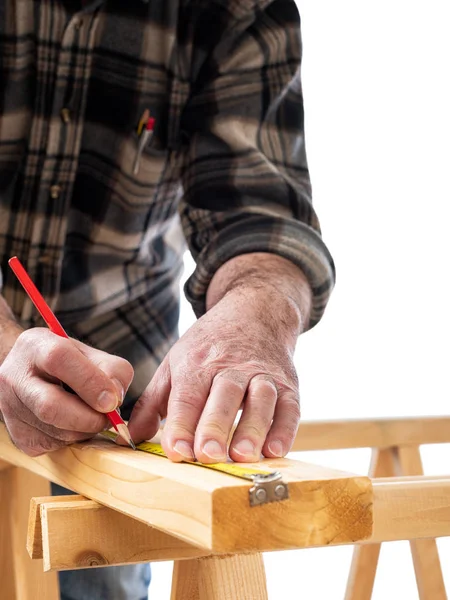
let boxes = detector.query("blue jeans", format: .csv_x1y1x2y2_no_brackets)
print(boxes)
51,483,151,600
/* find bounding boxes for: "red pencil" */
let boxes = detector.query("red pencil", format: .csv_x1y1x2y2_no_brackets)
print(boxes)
8,256,136,450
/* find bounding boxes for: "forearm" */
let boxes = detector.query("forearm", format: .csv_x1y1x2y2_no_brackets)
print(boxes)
206,253,312,350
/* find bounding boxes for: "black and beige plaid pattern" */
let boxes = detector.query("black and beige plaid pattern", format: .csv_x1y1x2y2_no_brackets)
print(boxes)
0,0,335,414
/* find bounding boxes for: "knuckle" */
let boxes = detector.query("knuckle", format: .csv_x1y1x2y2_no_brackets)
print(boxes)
40,339,70,372
284,400,301,424
238,423,266,439
171,393,200,414
117,358,134,384
80,369,105,394
200,420,229,439
35,398,59,425
216,369,248,390
249,378,277,399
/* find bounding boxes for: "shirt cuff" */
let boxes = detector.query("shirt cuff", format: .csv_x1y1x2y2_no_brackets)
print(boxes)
184,214,335,330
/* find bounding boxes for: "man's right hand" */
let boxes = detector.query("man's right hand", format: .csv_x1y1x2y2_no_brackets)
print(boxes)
0,327,134,456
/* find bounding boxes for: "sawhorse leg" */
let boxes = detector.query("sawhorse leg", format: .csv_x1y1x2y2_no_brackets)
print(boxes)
171,553,268,600
345,445,447,600
0,466,59,600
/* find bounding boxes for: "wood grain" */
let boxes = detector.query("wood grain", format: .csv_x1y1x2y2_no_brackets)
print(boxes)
396,445,447,600
0,467,18,600
0,468,59,600
39,497,210,571
197,554,268,600
293,416,450,451
171,560,200,600
345,448,396,600
0,425,373,552
371,474,450,543
28,495,86,559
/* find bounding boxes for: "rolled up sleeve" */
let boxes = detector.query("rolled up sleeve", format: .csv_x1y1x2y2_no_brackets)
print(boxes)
180,0,335,328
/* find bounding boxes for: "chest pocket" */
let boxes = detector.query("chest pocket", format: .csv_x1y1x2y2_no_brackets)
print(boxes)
77,3,192,207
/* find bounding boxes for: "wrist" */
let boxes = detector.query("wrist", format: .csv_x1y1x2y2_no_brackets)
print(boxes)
207,253,312,348
224,284,303,347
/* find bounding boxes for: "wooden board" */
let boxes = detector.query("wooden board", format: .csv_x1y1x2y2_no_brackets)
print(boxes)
28,495,85,559
39,498,211,571
372,474,450,542
396,445,446,599
0,468,17,600
171,560,200,600
196,554,268,600
345,447,396,600
292,416,450,451
0,467,59,600
31,473,450,573
0,425,373,553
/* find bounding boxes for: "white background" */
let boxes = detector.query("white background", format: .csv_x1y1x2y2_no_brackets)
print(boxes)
150,0,450,597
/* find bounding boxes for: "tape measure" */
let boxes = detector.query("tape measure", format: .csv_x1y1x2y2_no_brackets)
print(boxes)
100,430,289,507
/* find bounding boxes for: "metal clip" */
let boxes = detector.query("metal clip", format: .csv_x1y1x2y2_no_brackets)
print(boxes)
249,471,289,507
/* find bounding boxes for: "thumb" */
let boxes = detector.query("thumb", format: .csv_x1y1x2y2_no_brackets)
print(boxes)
126,357,171,443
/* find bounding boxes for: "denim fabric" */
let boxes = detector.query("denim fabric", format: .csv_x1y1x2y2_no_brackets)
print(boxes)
51,483,151,600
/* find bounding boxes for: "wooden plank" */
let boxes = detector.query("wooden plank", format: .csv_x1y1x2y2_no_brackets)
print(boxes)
0,425,373,553
28,495,85,559
0,468,18,600
171,560,200,600
35,474,450,573
292,416,450,451
396,445,447,600
345,447,397,600
0,467,59,600
369,474,450,543
196,554,268,600
39,498,210,571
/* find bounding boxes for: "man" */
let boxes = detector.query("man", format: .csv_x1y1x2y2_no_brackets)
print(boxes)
0,0,334,598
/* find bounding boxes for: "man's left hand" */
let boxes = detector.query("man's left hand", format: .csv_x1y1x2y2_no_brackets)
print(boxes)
127,286,301,463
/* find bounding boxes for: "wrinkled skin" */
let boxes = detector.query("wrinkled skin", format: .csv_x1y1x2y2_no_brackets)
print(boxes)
126,287,301,463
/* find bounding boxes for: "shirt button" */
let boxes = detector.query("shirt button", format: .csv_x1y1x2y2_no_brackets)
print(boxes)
50,184,62,199
60,108,71,124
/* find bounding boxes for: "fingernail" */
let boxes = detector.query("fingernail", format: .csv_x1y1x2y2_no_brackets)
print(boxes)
202,440,226,461
174,440,195,460
268,440,284,457
98,391,118,412
233,439,256,458
112,378,125,406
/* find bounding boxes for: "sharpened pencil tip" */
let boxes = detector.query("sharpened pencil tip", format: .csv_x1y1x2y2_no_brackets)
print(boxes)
116,423,136,450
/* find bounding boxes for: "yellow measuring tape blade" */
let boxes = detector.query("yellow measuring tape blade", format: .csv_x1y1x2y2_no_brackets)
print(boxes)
100,431,274,481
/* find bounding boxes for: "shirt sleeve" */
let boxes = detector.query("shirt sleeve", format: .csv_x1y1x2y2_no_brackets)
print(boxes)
179,0,335,329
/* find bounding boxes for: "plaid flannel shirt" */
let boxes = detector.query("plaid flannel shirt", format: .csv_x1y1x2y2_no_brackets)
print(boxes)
0,0,335,415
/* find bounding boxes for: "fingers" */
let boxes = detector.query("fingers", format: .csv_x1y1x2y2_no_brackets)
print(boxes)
20,376,109,434
72,340,134,405
126,357,171,444
262,391,300,458
0,328,134,457
21,329,133,413
161,368,213,462
4,418,67,457
193,370,249,463
229,375,277,462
